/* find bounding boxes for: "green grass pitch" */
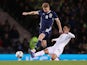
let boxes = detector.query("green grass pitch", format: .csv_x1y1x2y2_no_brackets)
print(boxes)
0,61,87,65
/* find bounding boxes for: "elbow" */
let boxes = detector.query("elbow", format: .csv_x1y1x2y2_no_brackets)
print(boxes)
73,35,75,38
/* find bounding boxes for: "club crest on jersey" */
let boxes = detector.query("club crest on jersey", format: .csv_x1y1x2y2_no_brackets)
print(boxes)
43,13,45,15
45,15,48,19
49,13,52,18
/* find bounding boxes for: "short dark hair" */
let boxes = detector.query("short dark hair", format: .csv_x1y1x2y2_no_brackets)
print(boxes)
42,3,50,8
64,24,71,29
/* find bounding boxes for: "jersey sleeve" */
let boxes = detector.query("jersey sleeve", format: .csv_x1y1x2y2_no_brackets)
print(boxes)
52,38,59,41
38,10,42,16
68,32,75,38
53,11,58,19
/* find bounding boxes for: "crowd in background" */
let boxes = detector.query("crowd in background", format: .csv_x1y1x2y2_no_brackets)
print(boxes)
0,0,87,53
0,21,29,53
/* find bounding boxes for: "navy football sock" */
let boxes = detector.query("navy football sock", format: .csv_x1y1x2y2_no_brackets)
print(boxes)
36,40,41,48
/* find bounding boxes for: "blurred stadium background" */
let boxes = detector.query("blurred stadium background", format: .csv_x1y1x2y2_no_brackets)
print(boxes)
0,0,87,61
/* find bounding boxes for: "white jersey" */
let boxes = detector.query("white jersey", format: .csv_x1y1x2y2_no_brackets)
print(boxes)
52,32,75,50
34,32,75,58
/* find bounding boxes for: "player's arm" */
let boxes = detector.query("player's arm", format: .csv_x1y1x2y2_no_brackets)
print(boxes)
51,38,58,42
55,18,63,33
22,11,39,15
68,32,75,38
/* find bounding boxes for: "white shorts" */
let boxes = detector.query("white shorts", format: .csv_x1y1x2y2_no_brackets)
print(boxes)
47,46,63,57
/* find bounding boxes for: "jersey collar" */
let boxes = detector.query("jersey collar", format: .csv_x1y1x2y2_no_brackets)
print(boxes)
46,10,51,14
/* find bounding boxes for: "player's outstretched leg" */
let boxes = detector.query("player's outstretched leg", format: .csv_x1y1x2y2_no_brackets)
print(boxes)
34,50,45,57
31,49,48,58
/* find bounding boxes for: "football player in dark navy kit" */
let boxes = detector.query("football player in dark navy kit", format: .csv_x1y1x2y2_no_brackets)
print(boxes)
22,3,63,52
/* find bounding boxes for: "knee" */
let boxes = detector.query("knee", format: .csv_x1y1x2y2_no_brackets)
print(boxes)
41,40,47,48
51,54,57,60
44,49,49,54
38,33,45,41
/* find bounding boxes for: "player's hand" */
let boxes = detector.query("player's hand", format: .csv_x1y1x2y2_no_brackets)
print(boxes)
59,30,63,34
22,12,28,15
51,39,54,42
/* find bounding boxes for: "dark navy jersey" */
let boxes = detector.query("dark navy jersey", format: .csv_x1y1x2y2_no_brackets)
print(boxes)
38,10,58,33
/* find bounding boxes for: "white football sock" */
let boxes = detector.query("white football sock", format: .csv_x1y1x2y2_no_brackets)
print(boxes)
34,50,45,57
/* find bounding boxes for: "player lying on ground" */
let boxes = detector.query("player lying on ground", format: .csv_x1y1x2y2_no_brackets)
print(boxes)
31,25,75,61
22,2,62,51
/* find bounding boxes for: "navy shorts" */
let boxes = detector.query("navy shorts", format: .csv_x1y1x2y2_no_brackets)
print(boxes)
39,30,51,40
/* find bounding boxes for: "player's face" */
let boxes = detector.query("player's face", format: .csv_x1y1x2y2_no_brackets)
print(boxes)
43,7,50,13
63,26,70,33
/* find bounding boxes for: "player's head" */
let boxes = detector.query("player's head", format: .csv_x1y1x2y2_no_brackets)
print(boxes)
63,24,71,33
42,3,50,12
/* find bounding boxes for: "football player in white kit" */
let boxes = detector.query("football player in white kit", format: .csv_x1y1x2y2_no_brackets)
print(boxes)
32,24,75,61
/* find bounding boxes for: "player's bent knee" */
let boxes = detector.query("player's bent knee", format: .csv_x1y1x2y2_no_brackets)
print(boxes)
51,54,57,60
41,40,47,48
38,33,45,41
44,49,49,54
